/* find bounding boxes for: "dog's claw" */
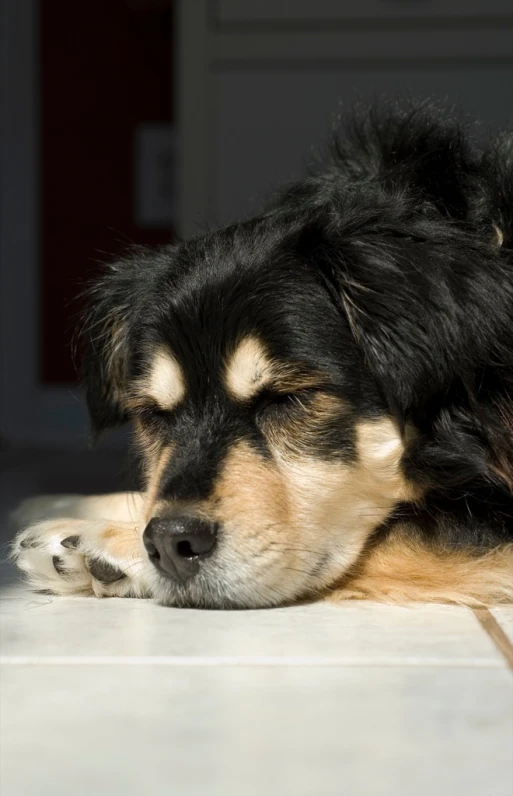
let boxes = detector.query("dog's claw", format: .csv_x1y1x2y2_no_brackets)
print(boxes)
61,535,81,550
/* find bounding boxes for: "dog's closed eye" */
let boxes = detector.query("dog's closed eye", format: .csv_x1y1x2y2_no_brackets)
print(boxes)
254,388,322,418
255,390,295,413
132,403,176,430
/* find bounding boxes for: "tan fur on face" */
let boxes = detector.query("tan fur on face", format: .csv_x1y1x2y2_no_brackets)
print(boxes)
225,337,273,400
133,404,510,608
271,418,413,579
130,346,185,411
144,445,173,521
127,348,185,496
225,336,332,403
133,417,159,469
356,418,417,503
267,393,350,455
135,404,416,606
197,441,303,601
209,441,289,530
168,417,414,605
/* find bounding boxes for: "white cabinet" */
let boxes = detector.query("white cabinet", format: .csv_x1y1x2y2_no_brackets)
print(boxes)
215,66,513,225
216,0,513,23
177,1,513,235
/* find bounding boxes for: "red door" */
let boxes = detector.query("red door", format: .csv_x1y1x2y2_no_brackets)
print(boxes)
40,0,174,383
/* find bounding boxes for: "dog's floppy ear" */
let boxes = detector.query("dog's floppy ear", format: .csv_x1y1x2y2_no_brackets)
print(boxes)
81,249,164,437
81,262,136,436
326,226,511,414
292,103,511,413
312,224,513,491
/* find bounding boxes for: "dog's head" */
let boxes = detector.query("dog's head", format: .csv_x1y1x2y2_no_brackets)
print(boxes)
83,106,513,607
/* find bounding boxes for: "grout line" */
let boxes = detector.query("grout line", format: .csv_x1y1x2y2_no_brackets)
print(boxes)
0,655,505,667
472,608,513,672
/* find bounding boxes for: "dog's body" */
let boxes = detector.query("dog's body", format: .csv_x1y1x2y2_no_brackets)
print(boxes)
12,103,513,607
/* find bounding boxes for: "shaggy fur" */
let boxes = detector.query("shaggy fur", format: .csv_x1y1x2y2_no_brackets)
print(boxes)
12,101,513,608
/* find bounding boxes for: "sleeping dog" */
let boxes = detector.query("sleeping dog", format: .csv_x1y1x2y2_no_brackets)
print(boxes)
12,103,513,608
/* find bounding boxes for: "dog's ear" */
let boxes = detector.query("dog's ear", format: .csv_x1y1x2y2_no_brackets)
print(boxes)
284,103,513,489
312,225,513,491
81,264,135,436
81,250,163,437
294,211,507,417
325,227,510,415
291,104,511,413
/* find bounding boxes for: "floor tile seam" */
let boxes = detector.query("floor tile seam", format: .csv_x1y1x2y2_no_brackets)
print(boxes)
472,608,513,672
0,655,506,668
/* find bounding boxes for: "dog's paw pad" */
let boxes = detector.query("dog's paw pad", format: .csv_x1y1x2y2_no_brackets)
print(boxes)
86,557,126,584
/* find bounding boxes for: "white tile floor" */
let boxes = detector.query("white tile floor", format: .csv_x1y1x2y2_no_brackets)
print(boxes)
1,451,512,795
1,581,512,796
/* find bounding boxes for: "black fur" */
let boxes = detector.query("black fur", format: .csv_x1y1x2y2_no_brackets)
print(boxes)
83,101,513,555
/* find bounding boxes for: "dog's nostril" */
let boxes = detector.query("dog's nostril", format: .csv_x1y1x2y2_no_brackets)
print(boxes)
176,539,195,559
172,526,217,560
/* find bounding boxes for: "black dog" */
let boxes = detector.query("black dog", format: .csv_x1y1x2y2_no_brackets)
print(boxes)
13,102,513,608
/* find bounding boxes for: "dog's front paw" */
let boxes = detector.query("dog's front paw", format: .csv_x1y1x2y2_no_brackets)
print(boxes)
11,519,153,598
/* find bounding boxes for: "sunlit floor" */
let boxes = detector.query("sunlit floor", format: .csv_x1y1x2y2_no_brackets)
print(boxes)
1,450,512,796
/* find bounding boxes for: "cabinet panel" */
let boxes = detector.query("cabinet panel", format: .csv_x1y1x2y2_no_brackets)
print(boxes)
217,0,513,24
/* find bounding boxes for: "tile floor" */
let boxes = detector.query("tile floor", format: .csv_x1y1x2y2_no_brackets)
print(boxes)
1,450,512,796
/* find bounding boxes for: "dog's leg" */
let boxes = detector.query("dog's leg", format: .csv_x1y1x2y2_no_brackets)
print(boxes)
10,493,156,598
11,492,145,526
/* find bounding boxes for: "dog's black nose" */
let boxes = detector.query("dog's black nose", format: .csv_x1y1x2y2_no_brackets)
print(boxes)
143,516,218,583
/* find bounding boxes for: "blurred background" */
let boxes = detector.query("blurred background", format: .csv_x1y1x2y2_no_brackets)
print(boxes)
0,0,512,466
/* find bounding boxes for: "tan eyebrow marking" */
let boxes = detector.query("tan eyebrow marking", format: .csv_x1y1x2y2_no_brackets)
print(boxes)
225,336,333,402
225,337,274,401
144,443,174,521
132,346,185,411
